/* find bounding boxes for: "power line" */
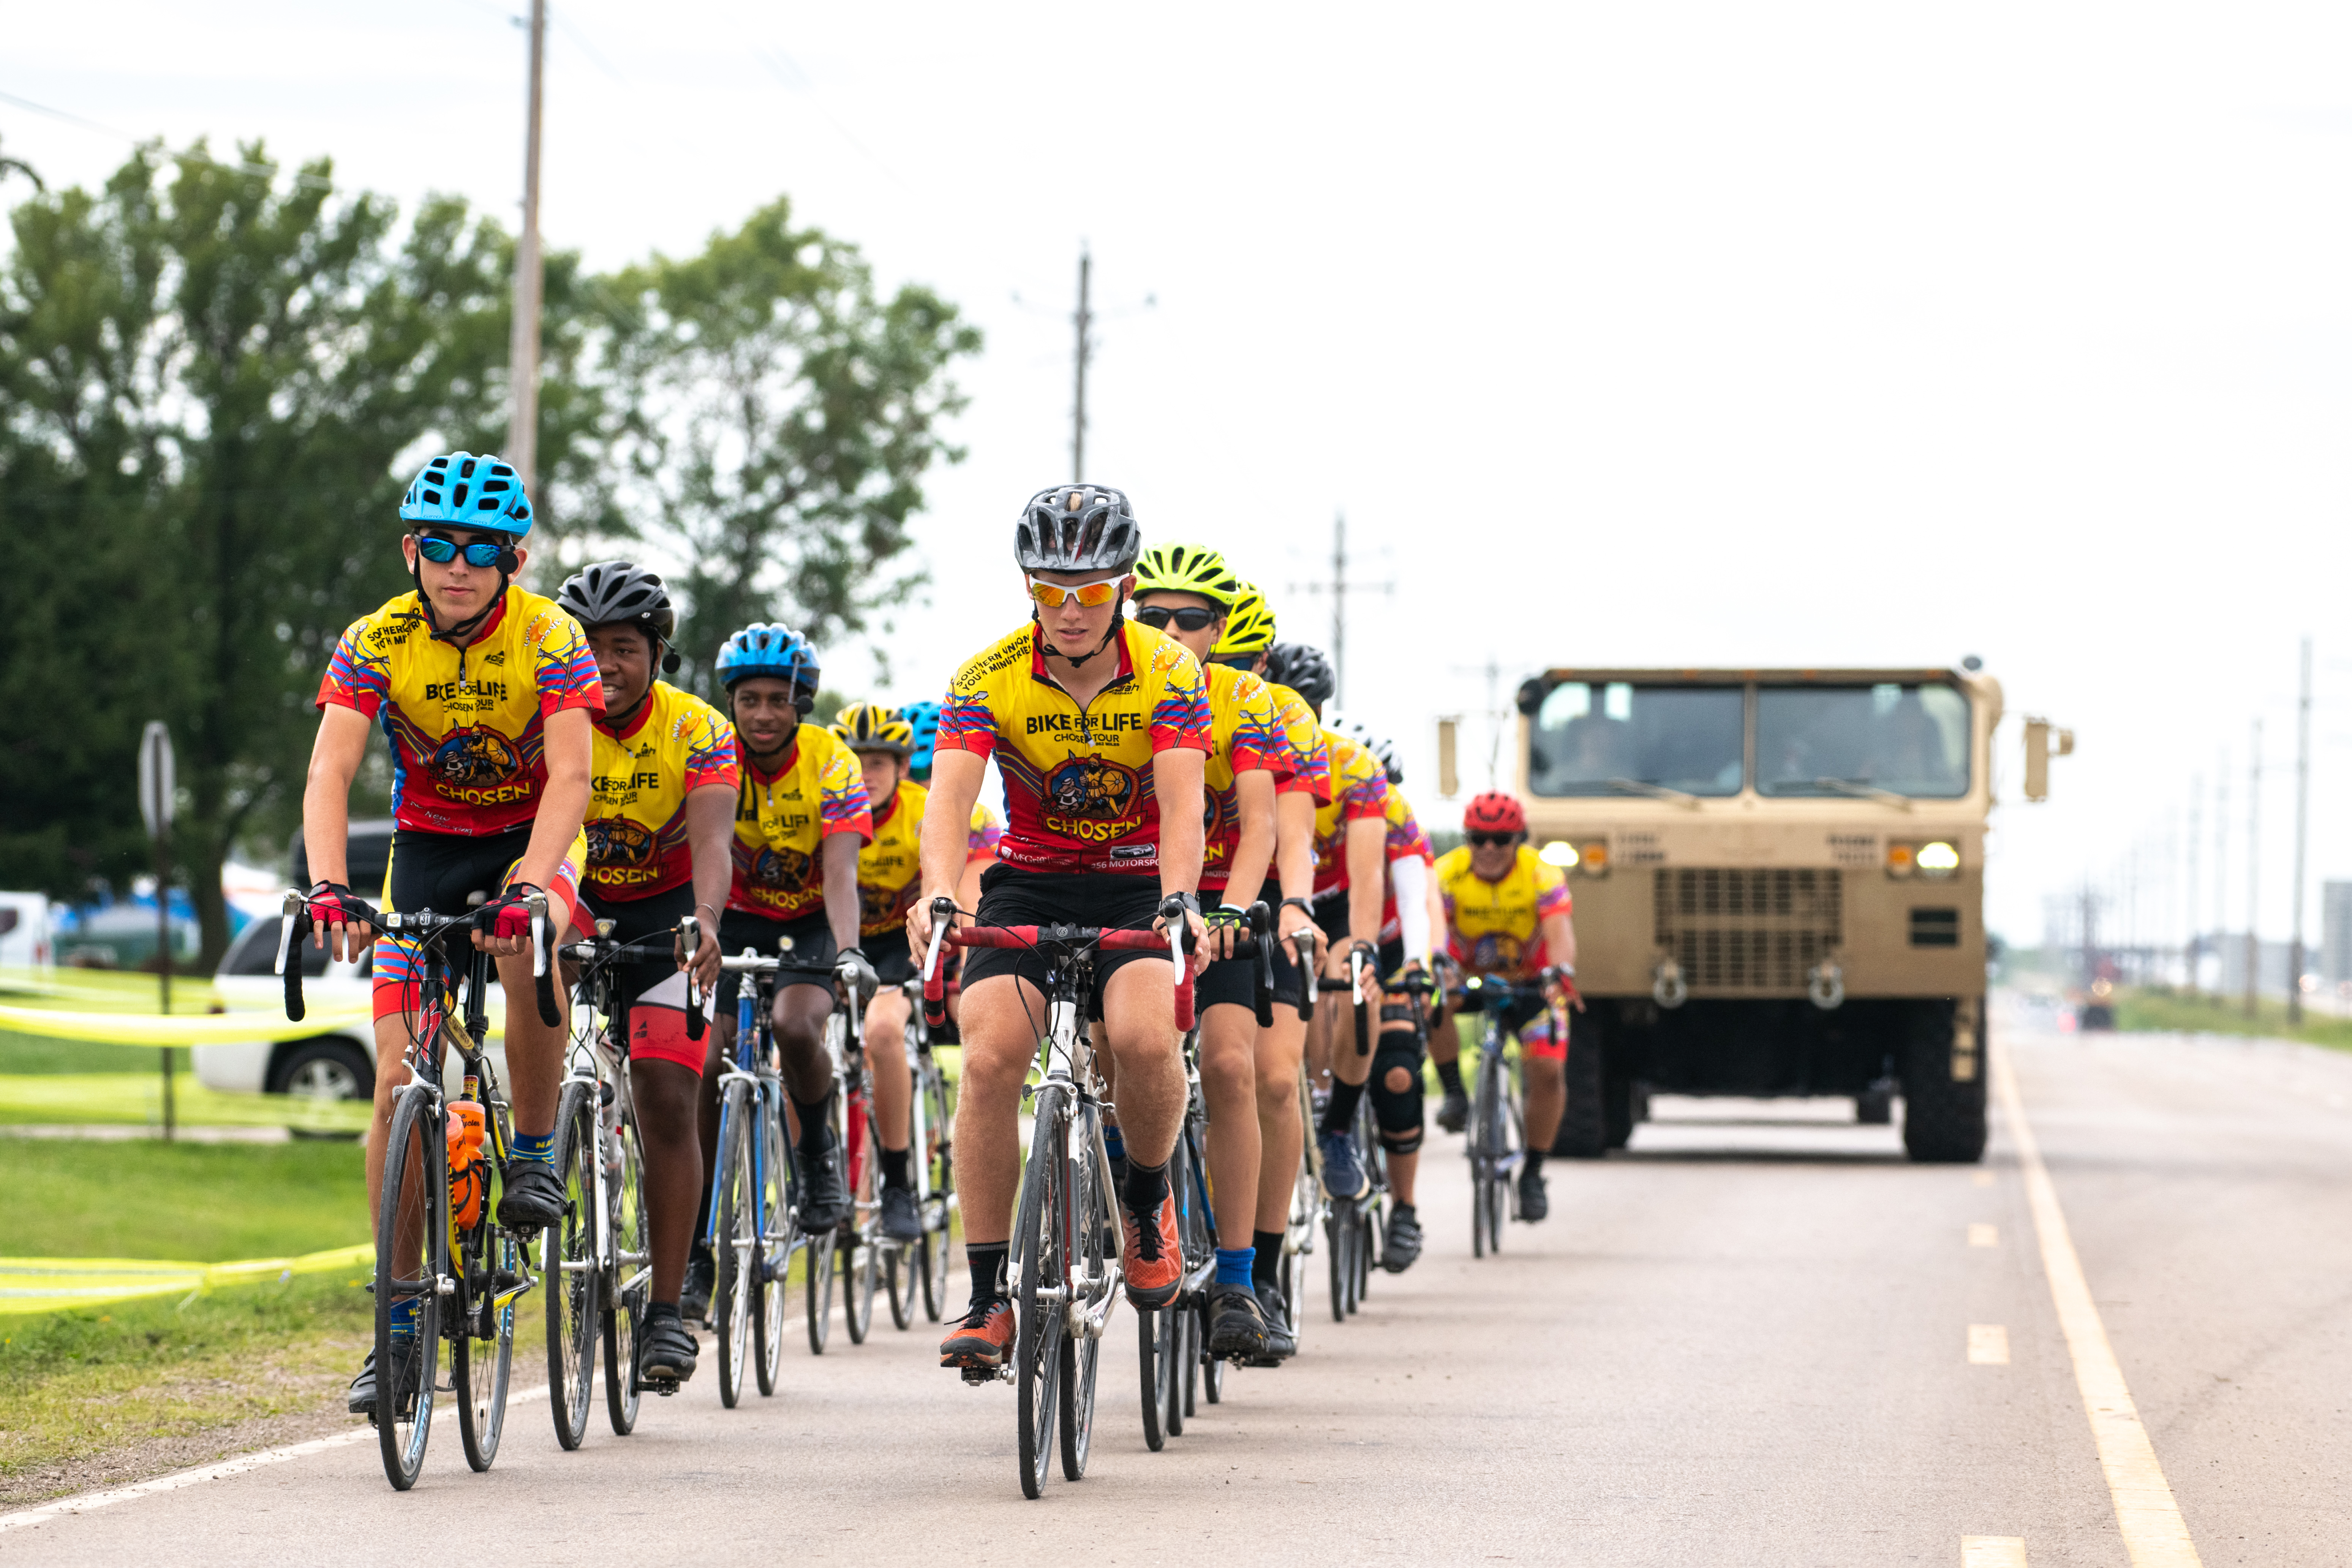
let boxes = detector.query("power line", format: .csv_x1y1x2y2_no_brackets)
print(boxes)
0,85,335,191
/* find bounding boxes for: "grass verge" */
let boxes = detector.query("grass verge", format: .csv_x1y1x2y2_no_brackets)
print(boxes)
0,1073,370,1133
2115,986,2352,1053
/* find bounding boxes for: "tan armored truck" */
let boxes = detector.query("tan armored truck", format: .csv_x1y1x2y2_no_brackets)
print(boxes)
1478,664,2060,1164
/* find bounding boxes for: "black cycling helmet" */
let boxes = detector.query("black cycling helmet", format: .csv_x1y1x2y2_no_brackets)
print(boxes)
557,560,681,673
1015,485,1141,577
1263,643,1335,712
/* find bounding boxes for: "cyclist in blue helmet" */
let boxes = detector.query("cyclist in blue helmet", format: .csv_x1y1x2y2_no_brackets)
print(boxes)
899,698,944,784
680,623,877,1320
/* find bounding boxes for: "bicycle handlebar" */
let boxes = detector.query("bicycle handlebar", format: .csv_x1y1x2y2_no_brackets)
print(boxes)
277,888,558,1027
920,896,1198,1032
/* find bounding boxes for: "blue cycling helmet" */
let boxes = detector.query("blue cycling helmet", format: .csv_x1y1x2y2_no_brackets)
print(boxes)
900,699,944,780
398,452,534,537
715,623,821,691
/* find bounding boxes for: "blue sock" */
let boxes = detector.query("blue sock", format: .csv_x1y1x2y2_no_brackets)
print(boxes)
389,1296,419,1343
1215,1246,1255,1288
1102,1124,1125,1162
511,1130,554,1166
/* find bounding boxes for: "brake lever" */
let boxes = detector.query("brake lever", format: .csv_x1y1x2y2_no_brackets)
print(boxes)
679,915,705,1042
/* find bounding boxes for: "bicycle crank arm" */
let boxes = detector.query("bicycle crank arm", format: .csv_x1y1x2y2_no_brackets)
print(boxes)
1069,1268,1125,1339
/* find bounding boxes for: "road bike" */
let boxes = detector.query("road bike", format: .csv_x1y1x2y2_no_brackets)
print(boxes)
546,917,694,1447
278,887,561,1490
1323,943,1386,1319
922,895,1193,1500
890,978,957,1328
820,963,893,1347
706,948,809,1406
1454,971,1570,1258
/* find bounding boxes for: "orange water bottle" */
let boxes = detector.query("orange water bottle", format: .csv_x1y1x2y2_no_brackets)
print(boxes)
447,1101,488,1228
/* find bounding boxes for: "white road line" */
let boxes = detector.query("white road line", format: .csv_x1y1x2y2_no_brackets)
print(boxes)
0,1383,550,1532
1968,1324,2011,1365
1992,1046,2203,1567
1962,1537,2028,1567
1969,1222,1998,1248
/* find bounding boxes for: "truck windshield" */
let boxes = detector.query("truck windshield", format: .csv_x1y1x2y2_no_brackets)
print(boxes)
1528,682,1744,797
1755,683,1970,798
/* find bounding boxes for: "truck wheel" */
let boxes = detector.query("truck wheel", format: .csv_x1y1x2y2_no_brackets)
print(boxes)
1554,1009,1609,1159
1899,1000,1986,1163
270,1038,374,1100
1602,1073,1634,1150
1855,1081,1895,1125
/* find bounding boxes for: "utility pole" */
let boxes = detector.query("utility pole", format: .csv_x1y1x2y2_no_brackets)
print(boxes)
2213,746,2228,1007
2290,637,2312,1023
1290,512,1393,710
2245,719,2261,1020
505,0,547,495
2184,774,2200,996
1070,245,1093,481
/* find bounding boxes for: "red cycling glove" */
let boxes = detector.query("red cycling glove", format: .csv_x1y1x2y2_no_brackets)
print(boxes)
307,881,369,932
491,885,544,944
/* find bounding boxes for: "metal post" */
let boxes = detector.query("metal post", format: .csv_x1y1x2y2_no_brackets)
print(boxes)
2245,719,2261,1020
2213,746,2227,1006
1331,514,1346,709
138,721,176,1142
505,0,547,494
2184,774,2199,997
1071,247,1091,482
156,817,173,1142
2290,638,2312,1024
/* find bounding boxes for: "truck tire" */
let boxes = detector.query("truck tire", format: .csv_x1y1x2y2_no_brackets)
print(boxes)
1603,1072,1635,1151
1899,999,1985,1163
1553,1008,1609,1159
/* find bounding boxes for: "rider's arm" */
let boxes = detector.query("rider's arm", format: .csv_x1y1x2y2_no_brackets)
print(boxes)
1542,910,1577,972
1151,746,1207,899
1345,817,1385,948
516,705,593,894
1392,855,1432,968
300,704,375,959
822,831,863,956
1273,790,1316,941
1219,768,1276,909
910,746,986,952
684,783,734,985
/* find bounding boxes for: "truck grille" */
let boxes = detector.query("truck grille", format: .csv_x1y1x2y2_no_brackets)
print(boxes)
1653,869,1842,990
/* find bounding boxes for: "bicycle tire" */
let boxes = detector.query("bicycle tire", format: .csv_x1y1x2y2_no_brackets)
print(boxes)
375,1084,443,1491
713,1086,754,1408
920,1055,955,1323
1138,1309,1170,1450
844,1101,879,1344
1180,1296,1200,1417
804,1204,836,1355
754,1107,790,1396
454,1209,517,1472
604,1097,648,1433
1059,1105,1107,1481
1326,1206,1350,1323
547,1081,598,1450
1013,1083,1069,1500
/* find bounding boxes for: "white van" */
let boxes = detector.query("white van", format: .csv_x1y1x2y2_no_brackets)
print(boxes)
0,892,54,969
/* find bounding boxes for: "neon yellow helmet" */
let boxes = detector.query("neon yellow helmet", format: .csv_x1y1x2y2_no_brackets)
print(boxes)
830,702,914,755
1212,580,1276,657
1132,542,1243,607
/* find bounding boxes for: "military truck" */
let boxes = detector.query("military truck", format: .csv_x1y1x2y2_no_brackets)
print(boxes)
1470,664,2062,1164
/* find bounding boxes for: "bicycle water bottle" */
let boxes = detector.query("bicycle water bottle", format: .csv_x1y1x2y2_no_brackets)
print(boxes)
447,1100,489,1228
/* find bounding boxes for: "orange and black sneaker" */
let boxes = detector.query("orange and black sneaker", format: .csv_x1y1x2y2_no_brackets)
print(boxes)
1122,1192,1182,1310
940,1298,1015,1369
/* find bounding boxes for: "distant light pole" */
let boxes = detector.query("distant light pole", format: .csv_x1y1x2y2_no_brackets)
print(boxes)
2290,638,2312,1024
137,721,176,1141
506,0,547,496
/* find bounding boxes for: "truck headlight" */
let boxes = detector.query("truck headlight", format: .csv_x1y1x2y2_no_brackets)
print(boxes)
1539,840,1576,868
1917,841,1959,879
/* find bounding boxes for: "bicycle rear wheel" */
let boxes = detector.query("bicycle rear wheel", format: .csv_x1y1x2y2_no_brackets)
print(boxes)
604,1096,648,1432
755,1109,791,1396
454,1211,516,1472
1198,1293,1225,1405
1013,1084,1069,1500
1325,1205,1350,1323
1138,1308,1172,1450
548,1081,598,1449
713,1087,754,1408
375,1085,443,1492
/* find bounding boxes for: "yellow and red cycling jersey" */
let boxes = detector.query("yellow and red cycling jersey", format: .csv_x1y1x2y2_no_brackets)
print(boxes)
317,586,604,835
728,728,873,921
935,621,1211,876
853,781,1001,939
1436,843,1574,978
1262,681,1332,805
583,682,737,902
1311,729,1392,896
1200,664,1292,895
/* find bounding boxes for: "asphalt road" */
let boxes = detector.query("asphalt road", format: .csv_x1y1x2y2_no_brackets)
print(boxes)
8,1003,2350,1565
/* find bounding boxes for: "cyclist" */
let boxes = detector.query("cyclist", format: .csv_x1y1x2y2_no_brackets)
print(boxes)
681,624,875,1321
1128,543,1298,1358
908,485,1212,1373
1203,582,1326,1355
301,452,599,1416
1431,790,1579,1221
827,702,995,1244
558,561,733,1386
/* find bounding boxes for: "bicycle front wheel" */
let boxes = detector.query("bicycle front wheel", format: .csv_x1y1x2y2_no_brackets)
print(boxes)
604,1094,648,1433
375,1084,444,1492
844,1105,879,1344
713,1086,754,1408
1013,1084,1069,1500
755,1107,791,1396
918,1061,955,1322
547,1081,599,1450
1059,1105,1108,1481
454,1211,517,1472
1138,1308,1171,1450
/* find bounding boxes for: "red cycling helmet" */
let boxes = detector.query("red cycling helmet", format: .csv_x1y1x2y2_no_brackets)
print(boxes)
1463,792,1525,836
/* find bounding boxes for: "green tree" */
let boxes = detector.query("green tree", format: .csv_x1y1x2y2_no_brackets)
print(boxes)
595,197,980,689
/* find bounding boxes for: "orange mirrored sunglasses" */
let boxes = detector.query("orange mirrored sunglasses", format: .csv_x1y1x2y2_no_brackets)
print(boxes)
1026,574,1125,609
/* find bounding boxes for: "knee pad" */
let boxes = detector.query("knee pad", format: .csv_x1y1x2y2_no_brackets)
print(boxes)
1369,1030,1426,1155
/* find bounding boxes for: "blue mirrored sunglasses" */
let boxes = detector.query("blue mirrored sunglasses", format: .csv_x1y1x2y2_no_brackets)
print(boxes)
416,534,509,567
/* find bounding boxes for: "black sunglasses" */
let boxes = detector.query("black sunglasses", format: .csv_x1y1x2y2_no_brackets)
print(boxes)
1133,605,1220,632
1467,832,1517,849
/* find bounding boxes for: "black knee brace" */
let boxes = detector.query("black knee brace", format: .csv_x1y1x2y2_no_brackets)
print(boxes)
1369,1026,1426,1155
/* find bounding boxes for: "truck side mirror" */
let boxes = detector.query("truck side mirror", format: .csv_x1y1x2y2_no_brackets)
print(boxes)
2023,718,2072,802
1438,717,1460,798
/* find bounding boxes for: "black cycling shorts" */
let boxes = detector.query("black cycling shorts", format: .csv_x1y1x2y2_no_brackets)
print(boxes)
1197,954,1258,1013
712,907,836,1016
577,882,695,1007
871,942,918,989
959,864,1168,1022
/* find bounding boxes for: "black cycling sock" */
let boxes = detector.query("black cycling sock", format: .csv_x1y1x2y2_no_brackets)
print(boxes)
1522,1149,1546,1179
1251,1230,1285,1289
791,1094,834,1154
967,1243,1010,1304
1392,1202,1416,1222
1122,1157,1169,1217
646,1299,681,1321
1434,1058,1466,1097
1320,1079,1366,1137
879,1148,911,1191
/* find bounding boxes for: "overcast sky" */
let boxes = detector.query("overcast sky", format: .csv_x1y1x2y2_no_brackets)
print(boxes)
9,1,2351,945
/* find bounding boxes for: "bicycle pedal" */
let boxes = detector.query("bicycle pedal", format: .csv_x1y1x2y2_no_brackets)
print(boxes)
958,1366,995,1387
645,1376,680,1397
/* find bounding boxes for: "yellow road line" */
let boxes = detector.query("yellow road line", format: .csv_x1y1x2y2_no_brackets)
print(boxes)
1962,1538,2028,1567
1968,1323,2010,1364
1992,1046,2201,1567
1969,1222,1998,1247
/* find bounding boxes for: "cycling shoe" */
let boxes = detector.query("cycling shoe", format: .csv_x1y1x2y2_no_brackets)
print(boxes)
879,1183,922,1242
1516,1164,1550,1223
795,1124,851,1234
347,1339,418,1419
1252,1282,1297,1362
1435,1088,1470,1135
1206,1282,1270,1359
940,1298,1015,1368
496,1158,566,1234
636,1309,699,1387
1318,1129,1369,1200
1381,1204,1424,1272
680,1246,715,1326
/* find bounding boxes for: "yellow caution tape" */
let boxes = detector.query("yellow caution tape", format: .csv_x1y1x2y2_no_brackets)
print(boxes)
0,1243,375,1315
0,1005,375,1047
